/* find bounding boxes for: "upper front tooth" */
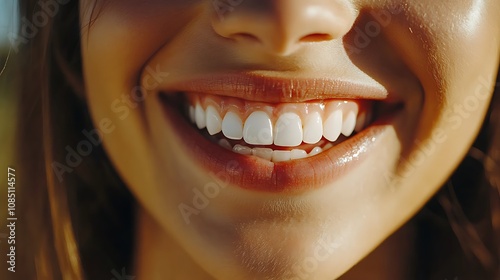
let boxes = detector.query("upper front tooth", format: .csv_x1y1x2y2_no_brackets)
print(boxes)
195,103,206,129
323,109,342,141
303,111,323,144
243,111,273,145
341,110,356,137
206,105,222,135
222,111,243,140
274,112,303,147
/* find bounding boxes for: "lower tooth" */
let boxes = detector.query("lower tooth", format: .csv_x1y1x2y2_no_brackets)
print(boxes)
233,144,252,155
252,148,273,161
309,147,323,156
323,143,333,150
218,140,327,161
290,149,307,160
218,139,232,150
272,150,291,162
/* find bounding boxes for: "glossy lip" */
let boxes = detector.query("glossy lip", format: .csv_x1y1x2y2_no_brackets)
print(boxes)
157,72,397,103
159,94,398,193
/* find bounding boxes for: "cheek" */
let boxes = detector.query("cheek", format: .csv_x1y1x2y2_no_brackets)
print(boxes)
79,0,199,195
380,0,499,143
356,1,500,205
414,2,500,145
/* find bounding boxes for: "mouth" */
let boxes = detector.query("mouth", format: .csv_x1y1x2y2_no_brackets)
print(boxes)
184,93,370,161
158,73,403,193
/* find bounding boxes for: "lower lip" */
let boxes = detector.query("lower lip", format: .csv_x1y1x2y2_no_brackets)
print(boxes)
160,95,395,193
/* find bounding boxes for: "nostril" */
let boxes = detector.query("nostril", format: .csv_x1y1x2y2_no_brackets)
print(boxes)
299,33,333,43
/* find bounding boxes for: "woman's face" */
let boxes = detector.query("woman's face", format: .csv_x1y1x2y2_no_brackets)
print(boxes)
80,0,500,278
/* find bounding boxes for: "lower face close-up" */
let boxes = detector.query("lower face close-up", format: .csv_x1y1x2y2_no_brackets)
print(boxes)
78,0,500,279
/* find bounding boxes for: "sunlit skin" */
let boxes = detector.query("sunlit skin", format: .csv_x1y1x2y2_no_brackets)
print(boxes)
80,0,500,279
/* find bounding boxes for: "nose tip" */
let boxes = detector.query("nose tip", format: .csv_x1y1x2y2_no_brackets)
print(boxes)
212,0,356,55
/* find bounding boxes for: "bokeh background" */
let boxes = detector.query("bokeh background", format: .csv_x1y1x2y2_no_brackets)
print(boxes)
0,1,18,45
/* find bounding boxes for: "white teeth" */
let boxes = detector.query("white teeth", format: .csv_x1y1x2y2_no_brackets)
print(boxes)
308,147,323,156
218,139,232,150
252,148,273,161
222,111,243,140
323,109,342,141
243,111,273,145
323,143,333,150
341,110,356,137
303,111,323,144
220,141,326,162
272,150,291,162
188,98,367,161
195,103,206,129
206,105,222,135
290,149,308,160
274,113,303,147
189,106,195,123
233,144,252,155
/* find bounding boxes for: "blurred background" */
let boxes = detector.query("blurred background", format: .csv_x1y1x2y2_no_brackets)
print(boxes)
1,0,18,223
1,1,18,45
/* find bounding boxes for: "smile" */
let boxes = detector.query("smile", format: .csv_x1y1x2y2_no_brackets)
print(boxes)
159,73,403,192
186,93,368,162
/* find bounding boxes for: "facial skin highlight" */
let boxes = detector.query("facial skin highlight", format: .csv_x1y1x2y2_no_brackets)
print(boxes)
79,1,500,279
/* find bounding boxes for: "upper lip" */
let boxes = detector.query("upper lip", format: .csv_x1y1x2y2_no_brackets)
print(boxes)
158,72,393,103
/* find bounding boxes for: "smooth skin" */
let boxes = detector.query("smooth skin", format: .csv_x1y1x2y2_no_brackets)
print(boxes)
80,0,500,279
